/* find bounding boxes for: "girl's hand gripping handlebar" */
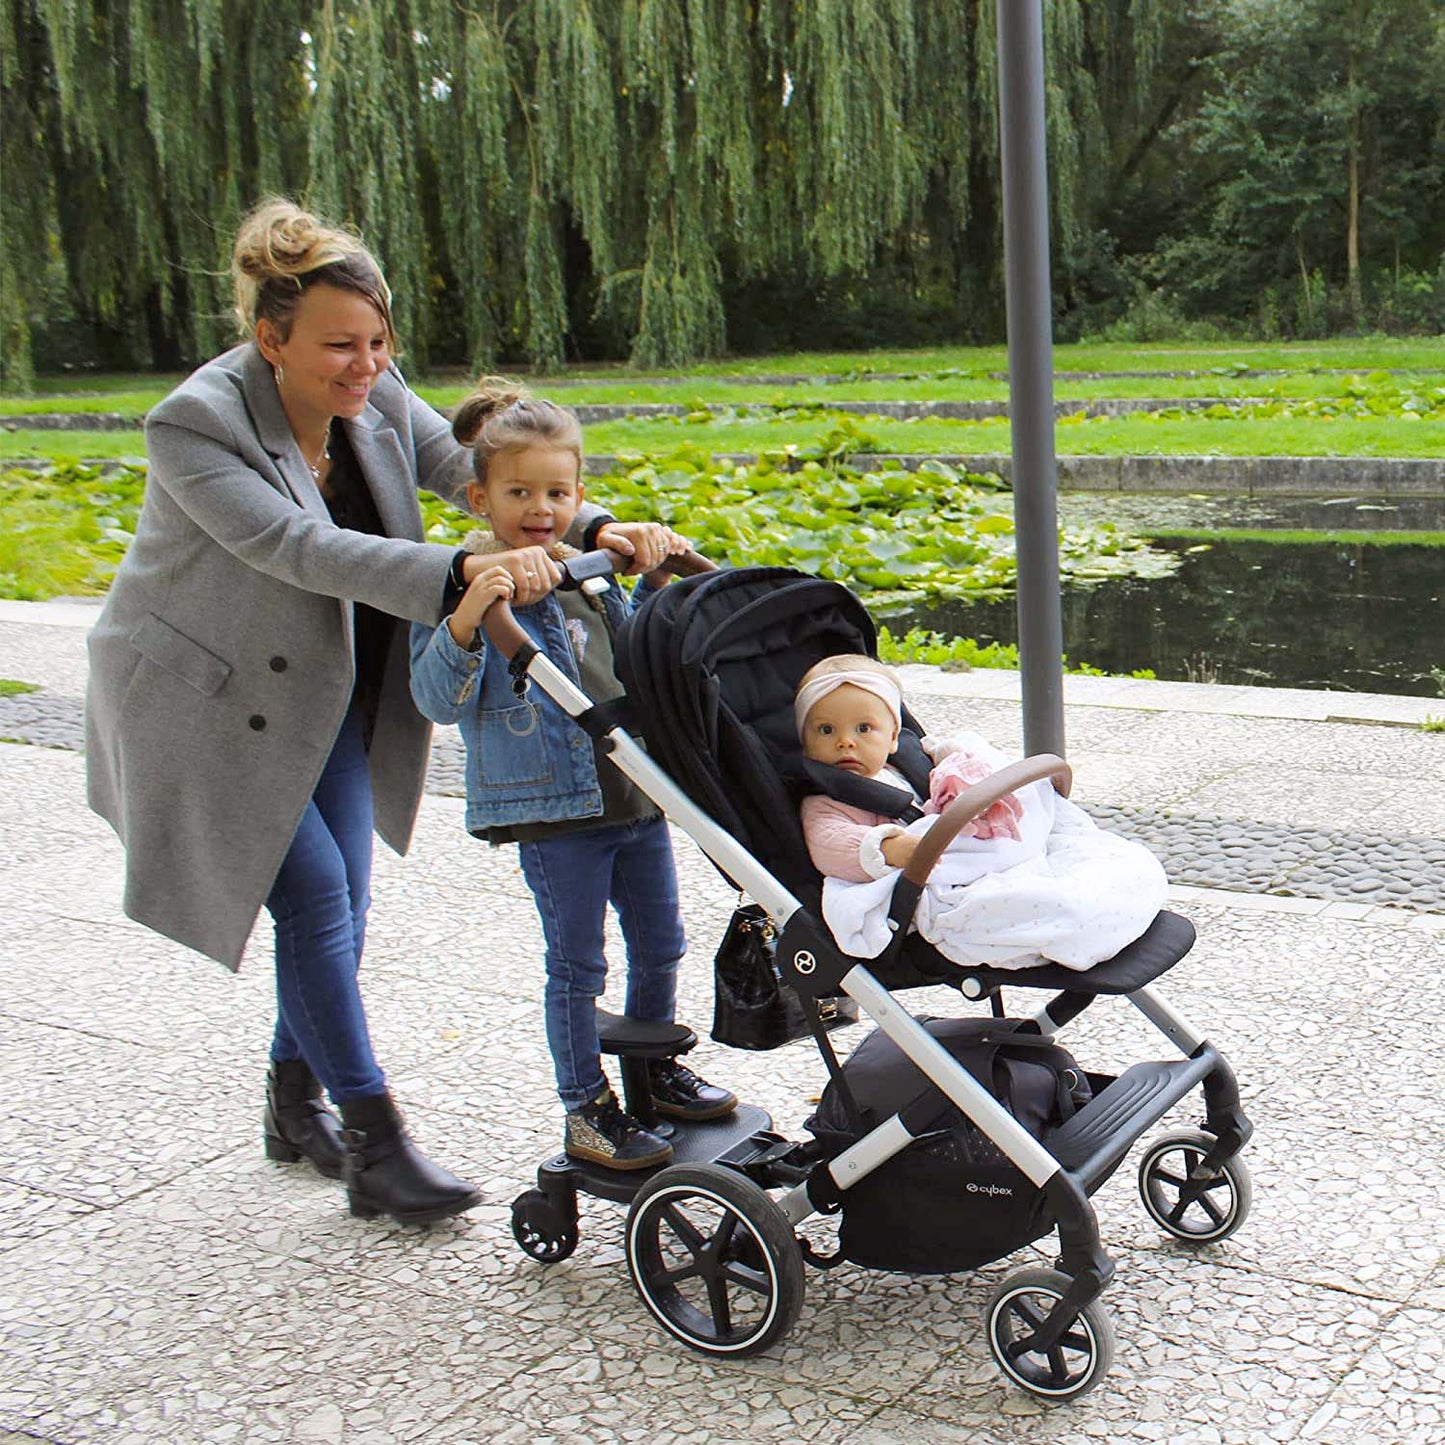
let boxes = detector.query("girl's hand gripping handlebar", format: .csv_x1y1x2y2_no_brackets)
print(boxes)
480,548,717,663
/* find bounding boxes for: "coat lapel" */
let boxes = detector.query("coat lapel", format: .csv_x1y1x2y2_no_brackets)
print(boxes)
240,345,330,517
346,408,425,543
241,345,419,540
238,344,351,653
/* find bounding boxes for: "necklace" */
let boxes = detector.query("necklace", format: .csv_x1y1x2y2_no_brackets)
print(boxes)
306,433,332,481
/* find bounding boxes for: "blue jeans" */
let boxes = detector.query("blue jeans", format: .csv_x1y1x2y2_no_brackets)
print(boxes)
265,701,386,1102
518,816,686,1111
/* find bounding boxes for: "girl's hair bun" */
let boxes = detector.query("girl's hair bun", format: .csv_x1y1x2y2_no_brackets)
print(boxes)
451,376,530,445
451,376,584,486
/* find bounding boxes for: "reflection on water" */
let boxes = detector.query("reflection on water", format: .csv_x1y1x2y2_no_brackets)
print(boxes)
885,537,1444,697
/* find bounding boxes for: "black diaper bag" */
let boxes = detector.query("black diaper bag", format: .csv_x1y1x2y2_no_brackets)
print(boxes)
807,1017,1094,1274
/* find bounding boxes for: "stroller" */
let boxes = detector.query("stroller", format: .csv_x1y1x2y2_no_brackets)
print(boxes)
497,554,1253,1402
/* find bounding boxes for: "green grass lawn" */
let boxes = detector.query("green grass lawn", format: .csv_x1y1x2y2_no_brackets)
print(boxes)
0,431,149,462
0,388,180,417
582,409,1444,458
442,336,1445,379
6,337,1440,463
12,368,1445,421
413,369,1445,409
8,337,1442,412
7,410,1441,464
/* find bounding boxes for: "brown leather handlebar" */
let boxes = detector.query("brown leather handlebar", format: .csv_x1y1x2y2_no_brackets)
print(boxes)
480,547,717,662
901,754,1073,886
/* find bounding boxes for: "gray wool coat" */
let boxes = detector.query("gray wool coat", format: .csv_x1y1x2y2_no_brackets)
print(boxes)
85,342,602,970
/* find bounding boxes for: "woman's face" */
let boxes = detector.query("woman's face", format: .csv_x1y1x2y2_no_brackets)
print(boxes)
470,445,584,552
257,283,389,432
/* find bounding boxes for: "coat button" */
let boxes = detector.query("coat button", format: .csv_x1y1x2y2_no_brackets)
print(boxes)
269,656,288,672
248,715,267,731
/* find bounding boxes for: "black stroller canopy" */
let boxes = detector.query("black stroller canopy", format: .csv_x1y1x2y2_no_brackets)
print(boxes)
614,566,929,905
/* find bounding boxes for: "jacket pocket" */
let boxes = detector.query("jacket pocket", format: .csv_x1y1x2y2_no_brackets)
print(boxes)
478,703,555,786
129,613,233,696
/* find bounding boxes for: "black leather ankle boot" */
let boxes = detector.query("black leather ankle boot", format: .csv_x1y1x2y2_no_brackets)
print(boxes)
339,1091,482,1225
263,1059,346,1180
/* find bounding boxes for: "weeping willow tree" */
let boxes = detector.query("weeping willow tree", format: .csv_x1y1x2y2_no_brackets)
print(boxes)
1,0,312,385
3,0,1174,386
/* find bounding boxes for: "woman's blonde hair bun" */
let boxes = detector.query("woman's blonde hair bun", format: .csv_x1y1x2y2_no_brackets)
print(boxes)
231,197,395,348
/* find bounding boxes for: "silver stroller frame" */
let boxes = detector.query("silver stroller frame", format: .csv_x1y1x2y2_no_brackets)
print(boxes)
492,553,1253,1401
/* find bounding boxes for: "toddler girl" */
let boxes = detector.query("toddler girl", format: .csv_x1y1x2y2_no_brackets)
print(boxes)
795,655,1167,969
410,380,735,1170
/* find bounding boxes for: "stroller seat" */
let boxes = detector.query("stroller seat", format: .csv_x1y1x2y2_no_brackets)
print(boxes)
615,565,1191,995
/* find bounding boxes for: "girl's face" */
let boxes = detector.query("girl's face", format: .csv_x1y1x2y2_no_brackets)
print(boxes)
256,283,389,431
469,445,583,552
801,683,899,776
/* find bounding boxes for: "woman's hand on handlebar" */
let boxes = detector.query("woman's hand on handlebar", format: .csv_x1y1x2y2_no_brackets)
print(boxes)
447,564,515,647
594,520,691,576
641,527,694,587
463,546,562,608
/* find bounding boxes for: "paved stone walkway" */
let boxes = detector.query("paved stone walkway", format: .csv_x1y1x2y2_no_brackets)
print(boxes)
1,599,1442,1444
8,614,1440,915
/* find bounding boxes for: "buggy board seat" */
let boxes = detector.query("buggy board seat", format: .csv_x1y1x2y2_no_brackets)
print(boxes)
596,1008,697,1059
596,1008,698,1137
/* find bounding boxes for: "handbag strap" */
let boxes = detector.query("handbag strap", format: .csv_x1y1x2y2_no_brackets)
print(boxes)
801,993,865,1136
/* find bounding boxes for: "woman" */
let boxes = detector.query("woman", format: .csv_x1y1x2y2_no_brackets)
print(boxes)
85,198,669,1224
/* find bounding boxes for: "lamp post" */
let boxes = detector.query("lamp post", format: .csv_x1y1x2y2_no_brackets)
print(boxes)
996,0,1066,759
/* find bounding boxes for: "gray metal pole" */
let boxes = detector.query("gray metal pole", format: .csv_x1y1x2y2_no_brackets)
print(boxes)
996,0,1065,758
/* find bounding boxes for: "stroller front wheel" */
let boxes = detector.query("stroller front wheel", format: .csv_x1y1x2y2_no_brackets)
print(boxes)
1138,1129,1253,1243
986,1266,1115,1401
625,1162,805,1357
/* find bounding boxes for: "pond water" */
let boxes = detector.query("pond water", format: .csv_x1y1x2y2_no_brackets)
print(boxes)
1051,491,1445,535
886,501,1444,696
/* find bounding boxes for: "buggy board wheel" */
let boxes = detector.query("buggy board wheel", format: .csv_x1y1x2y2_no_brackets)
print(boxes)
625,1162,804,1358
1138,1128,1252,1243
511,1188,579,1263
985,1266,1115,1402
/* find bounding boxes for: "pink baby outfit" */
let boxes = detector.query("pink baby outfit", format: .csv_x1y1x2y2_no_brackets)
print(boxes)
800,786,908,884
800,746,1024,884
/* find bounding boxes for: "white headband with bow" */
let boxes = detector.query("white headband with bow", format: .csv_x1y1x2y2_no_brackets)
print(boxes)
794,669,902,739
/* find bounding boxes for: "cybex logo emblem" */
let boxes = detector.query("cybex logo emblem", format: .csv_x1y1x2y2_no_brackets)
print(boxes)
967,1181,1014,1197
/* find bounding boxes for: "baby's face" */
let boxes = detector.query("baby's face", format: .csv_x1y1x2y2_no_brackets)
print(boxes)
801,684,899,777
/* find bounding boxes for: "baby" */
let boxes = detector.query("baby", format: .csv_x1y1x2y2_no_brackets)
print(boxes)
796,655,1025,882
794,655,1168,970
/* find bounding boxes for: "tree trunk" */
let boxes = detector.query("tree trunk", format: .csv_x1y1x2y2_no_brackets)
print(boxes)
1297,234,1313,331
1346,43,1363,326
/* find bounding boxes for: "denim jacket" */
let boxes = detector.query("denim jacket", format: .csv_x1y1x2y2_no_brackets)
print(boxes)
409,576,653,835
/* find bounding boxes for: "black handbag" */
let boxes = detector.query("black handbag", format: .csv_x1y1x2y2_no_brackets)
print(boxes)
711,903,860,1051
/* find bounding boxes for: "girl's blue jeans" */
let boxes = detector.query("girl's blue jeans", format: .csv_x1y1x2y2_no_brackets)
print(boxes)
265,701,386,1103
518,816,685,1111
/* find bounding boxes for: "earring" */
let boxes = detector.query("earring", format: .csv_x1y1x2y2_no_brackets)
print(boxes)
274,364,285,389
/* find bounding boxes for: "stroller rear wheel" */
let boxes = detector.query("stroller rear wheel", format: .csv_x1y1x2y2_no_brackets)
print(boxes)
1138,1129,1252,1243
625,1162,804,1357
985,1267,1115,1400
